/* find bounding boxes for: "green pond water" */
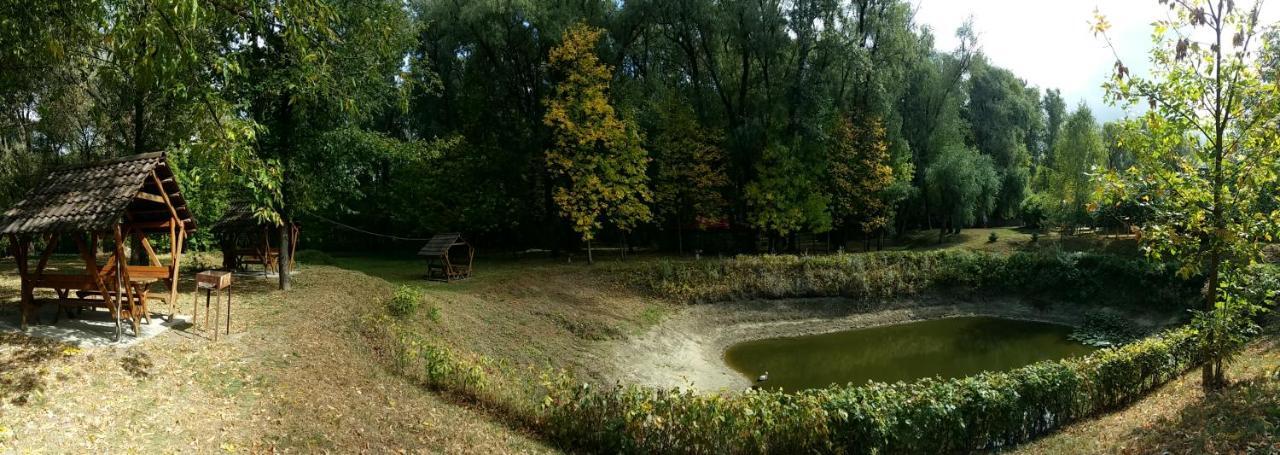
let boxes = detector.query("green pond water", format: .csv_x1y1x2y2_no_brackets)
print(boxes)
723,316,1096,392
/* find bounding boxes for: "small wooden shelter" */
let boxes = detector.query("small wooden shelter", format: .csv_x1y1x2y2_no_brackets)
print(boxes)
418,233,473,282
212,205,298,273
0,152,195,339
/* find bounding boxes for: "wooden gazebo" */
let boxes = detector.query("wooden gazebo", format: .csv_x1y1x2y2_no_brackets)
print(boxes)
212,205,297,274
0,152,195,339
418,233,473,282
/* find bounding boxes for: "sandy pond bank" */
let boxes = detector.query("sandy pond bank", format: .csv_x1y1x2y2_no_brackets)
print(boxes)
608,296,1162,392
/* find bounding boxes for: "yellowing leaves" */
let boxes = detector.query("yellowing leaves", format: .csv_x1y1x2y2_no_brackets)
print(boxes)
543,23,653,245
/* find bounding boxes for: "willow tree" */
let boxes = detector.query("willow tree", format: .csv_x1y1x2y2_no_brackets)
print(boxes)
544,23,652,264
925,145,1000,242
1095,0,1280,390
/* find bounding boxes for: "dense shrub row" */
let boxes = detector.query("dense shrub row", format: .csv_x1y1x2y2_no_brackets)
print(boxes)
535,327,1202,453
370,315,1202,453
638,250,1197,308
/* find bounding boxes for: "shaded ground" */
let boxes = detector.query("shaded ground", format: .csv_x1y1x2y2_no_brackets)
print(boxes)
0,260,548,452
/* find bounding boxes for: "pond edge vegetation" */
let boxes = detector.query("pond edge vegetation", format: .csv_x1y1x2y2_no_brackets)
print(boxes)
359,251,1272,453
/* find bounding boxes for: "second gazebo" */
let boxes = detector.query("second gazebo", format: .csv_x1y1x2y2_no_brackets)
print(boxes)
212,205,298,274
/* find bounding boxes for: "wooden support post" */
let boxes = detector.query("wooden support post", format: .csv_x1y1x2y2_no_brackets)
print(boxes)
136,233,161,267
168,224,184,320
35,233,58,276
114,225,140,336
10,234,32,330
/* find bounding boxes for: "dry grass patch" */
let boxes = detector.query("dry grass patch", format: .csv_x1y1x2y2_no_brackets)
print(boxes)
0,261,549,452
1017,324,1280,454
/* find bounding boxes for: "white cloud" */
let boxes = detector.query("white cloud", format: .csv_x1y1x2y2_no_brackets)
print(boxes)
913,0,1279,122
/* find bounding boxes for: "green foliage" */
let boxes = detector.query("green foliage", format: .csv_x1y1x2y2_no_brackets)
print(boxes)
988,231,999,243
745,141,832,236
827,114,895,236
534,325,1204,453
650,97,729,231
1095,0,1280,387
926,146,1000,231
1042,105,1104,232
386,285,423,317
1040,88,1068,168
636,251,1198,308
965,59,1040,219
1020,193,1051,229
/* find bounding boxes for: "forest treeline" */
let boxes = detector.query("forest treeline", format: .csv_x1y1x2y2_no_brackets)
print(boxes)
0,0,1145,253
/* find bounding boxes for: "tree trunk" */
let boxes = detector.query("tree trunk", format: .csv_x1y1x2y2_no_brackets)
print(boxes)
586,238,593,265
278,222,291,291
677,224,684,255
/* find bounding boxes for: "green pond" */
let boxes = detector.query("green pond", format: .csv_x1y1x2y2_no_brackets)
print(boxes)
723,316,1096,392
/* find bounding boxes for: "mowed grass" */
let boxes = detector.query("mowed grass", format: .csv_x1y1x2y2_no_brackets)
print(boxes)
884,227,1142,256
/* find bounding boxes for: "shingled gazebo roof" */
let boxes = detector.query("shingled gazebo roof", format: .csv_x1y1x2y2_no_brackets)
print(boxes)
0,152,196,235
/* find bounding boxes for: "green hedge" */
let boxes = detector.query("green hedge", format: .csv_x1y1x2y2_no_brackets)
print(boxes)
537,326,1203,453
637,250,1197,309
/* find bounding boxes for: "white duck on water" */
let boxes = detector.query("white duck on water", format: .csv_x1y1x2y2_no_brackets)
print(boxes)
756,371,769,383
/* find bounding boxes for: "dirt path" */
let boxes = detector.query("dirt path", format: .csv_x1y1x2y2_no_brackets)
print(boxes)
0,266,550,453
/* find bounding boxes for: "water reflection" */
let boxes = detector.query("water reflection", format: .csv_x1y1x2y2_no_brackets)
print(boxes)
723,316,1096,392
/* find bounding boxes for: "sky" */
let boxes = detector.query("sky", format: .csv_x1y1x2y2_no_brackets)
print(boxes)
913,0,1280,122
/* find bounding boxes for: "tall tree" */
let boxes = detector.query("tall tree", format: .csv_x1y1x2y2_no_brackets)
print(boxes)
1041,88,1067,166
1095,0,1280,390
1044,104,1104,233
544,23,653,264
650,97,728,254
827,113,894,249
744,140,831,245
925,145,1000,242
229,0,415,289
965,59,1039,222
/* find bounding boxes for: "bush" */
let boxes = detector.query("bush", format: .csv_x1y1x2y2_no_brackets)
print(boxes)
386,285,423,316
635,251,1197,309
988,231,999,243
1020,194,1050,229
